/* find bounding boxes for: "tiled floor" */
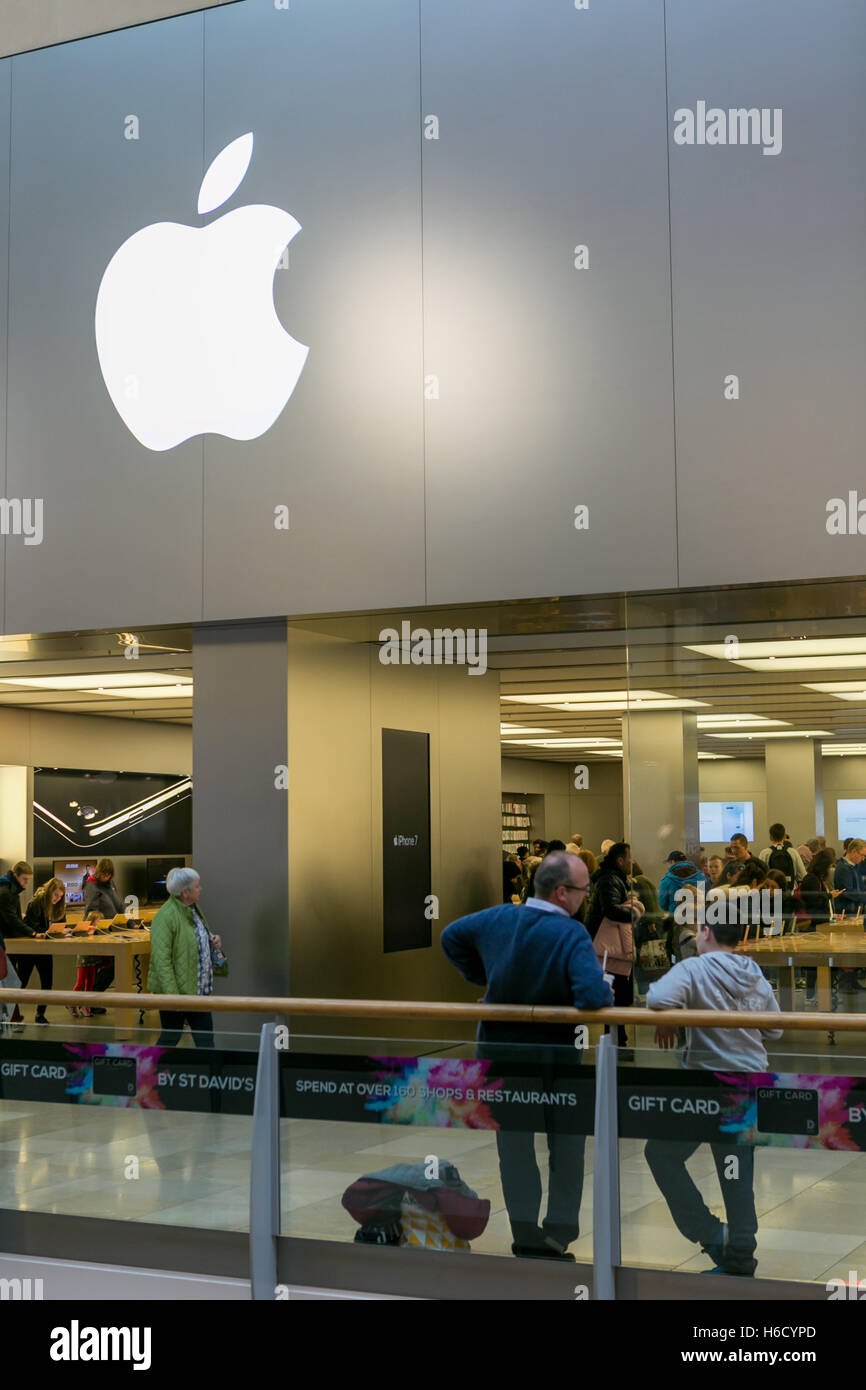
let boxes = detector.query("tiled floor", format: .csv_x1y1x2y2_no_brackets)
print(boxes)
4,1009,866,1284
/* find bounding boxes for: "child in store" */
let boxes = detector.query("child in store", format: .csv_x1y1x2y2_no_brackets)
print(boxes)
644,914,783,1277
70,911,103,1018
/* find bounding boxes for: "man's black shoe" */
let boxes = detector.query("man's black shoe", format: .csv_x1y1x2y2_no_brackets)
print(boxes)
511,1242,575,1262
89,1007,107,1015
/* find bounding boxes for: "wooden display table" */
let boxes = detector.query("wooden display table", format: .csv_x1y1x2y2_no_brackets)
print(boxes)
64,906,158,925
738,929,866,1015
4,926,153,1031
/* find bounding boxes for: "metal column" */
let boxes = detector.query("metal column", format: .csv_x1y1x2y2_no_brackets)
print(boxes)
249,1021,280,1300
592,1033,621,1300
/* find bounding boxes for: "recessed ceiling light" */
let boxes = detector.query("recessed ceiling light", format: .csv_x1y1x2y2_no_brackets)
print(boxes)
686,638,866,672
709,730,832,740
502,690,660,703
688,638,866,658
696,715,790,728
504,690,706,712
802,681,866,700
508,737,623,749
499,725,561,736
0,672,191,692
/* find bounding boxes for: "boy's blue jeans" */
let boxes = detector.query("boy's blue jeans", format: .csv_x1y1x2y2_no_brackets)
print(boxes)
645,1138,758,1275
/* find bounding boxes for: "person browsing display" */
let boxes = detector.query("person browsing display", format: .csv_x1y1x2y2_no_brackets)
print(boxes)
81,857,127,1010
717,834,765,886
9,877,66,1024
0,861,33,1027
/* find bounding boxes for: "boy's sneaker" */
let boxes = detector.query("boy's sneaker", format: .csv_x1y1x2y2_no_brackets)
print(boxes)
701,1222,728,1269
701,1223,756,1277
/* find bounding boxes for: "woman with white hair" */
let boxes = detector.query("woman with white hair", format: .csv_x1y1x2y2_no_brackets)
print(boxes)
148,867,223,1048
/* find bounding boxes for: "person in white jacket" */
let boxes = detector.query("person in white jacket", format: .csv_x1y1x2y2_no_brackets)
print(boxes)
643,914,782,1277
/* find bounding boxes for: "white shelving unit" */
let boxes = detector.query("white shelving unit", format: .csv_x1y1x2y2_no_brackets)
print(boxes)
501,798,532,854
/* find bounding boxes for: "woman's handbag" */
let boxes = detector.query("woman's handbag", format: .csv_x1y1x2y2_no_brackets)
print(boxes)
592,916,634,976
209,936,229,977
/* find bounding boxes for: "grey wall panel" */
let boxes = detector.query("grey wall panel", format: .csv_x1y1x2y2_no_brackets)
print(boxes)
4,16,204,634
0,60,9,632
193,619,289,1012
200,0,425,620
669,0,866,588
421,0,677,605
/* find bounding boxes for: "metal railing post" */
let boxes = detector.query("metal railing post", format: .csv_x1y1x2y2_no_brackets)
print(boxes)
592,1033,621,1301
250,1021,280,1301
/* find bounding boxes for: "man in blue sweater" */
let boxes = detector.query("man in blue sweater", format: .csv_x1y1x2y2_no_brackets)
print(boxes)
441,852,613,1260
835,839,866,915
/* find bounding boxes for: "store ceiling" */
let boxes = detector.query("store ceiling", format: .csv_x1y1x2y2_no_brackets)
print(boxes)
0,627,193,723
0,578,864,758
493,591,866,761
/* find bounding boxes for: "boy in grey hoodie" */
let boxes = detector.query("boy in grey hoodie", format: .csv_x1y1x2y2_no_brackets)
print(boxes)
644,917,782,1277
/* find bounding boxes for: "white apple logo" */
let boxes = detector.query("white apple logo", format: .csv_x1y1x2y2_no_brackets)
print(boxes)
95,132,308,452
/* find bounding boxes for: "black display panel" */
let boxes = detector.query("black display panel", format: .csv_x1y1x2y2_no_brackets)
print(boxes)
382,729,431,954
146,856,186,904
34,768,191,856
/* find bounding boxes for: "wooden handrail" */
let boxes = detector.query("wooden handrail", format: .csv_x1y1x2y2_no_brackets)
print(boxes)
2,987,866,1032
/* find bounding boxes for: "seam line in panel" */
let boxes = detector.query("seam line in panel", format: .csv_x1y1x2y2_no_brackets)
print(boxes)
418,0,427,606
200,9,206,621
662,0,680,589
3,58,12,634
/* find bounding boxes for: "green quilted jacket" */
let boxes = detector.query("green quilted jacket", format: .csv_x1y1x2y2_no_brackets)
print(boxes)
148,896,210,996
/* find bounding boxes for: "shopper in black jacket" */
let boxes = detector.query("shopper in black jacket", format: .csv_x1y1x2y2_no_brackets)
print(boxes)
83,858,126,920
0,860,32,949
585,842,644,1049
0,861,33,1025
717,834,766,886
83,857,125,1003
586,843,642,939
9,876,65,1023
797,849,838,1002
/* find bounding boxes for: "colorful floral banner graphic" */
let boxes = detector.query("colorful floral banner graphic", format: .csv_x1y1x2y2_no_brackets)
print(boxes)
365,1057,503,1128
716,1072,863,1150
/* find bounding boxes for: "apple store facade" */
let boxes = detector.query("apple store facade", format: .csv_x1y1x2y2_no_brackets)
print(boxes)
1,0,866,1309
